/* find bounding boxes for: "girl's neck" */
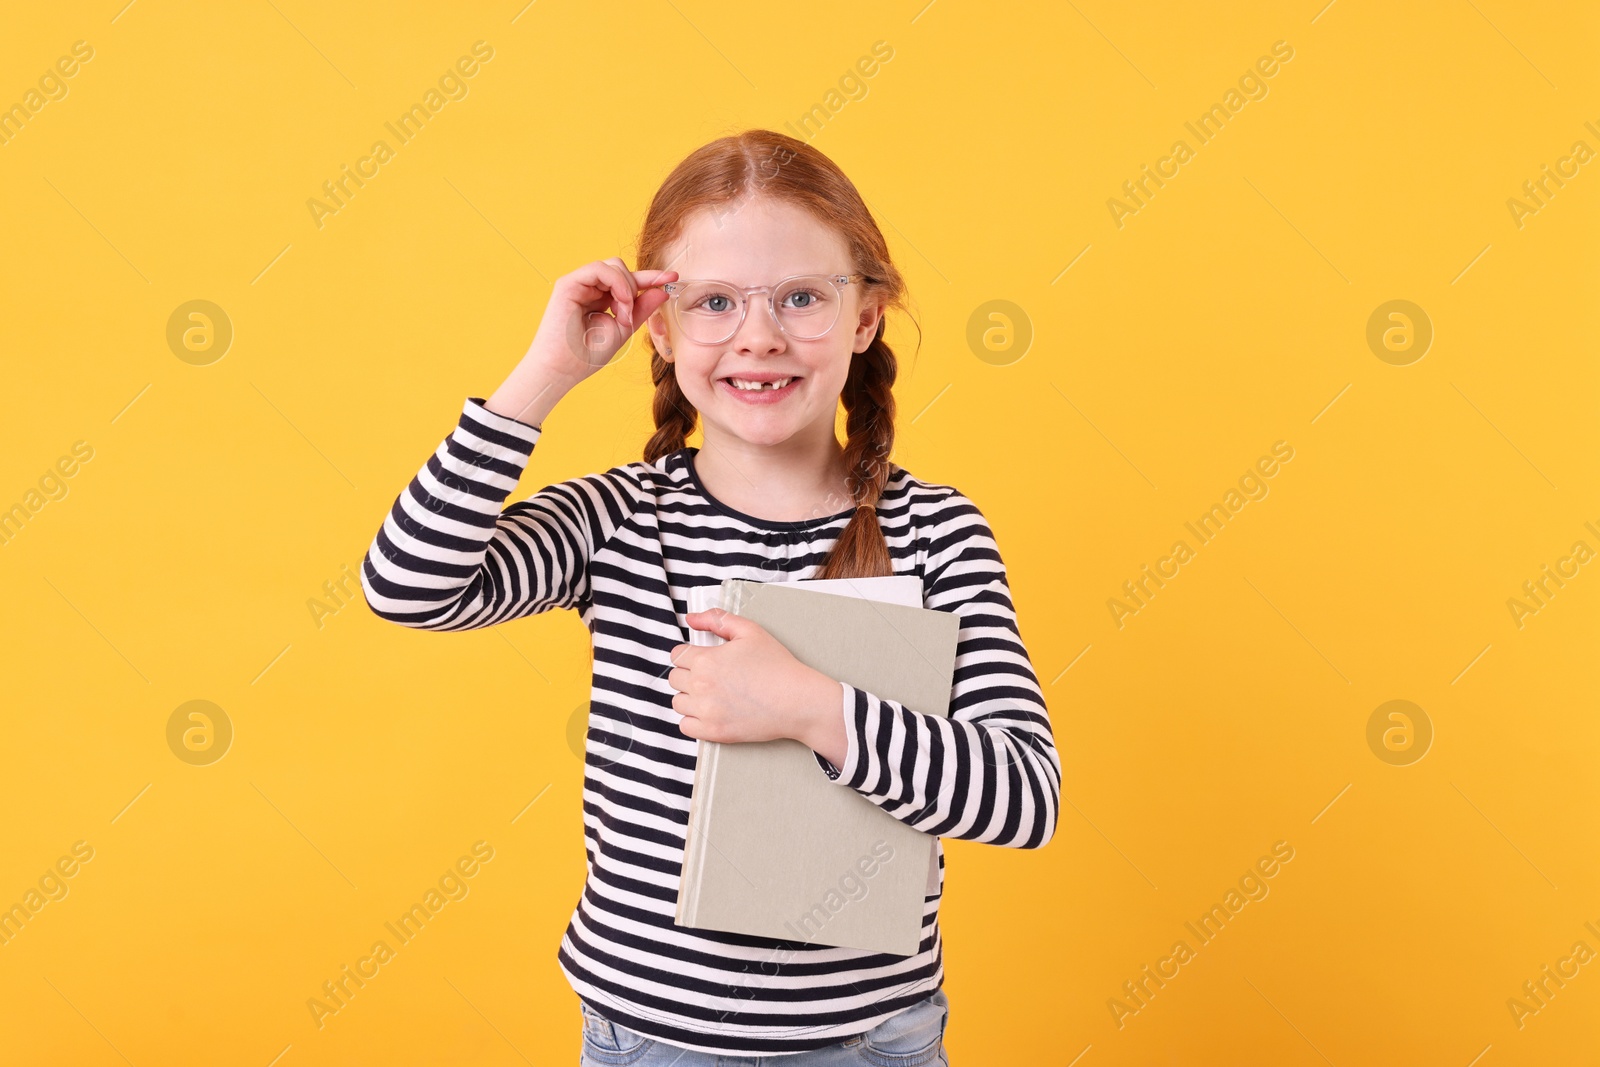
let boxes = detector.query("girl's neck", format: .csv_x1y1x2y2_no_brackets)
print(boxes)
691,424,854,524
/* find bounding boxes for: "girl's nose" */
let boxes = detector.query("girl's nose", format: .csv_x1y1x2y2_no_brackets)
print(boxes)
731,294,787,353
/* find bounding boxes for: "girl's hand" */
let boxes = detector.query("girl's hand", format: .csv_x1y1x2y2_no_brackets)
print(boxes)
525,258,679,386
668,610,844,752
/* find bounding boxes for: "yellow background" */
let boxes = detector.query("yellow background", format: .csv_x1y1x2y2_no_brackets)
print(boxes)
2,1,1596,1063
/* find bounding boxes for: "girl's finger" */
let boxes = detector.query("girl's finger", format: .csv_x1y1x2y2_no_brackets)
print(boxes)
569,260,633,331
602,257,637,298
627,270,678,332
559,273,622,323
578,265,674,298
630,268,680,288
632,287,672,330
599,258,637,330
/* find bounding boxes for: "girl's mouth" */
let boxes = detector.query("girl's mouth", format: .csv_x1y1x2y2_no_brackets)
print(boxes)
717,376,801,403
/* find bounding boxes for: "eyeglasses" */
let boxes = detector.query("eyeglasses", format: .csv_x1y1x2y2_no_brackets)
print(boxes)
660,273,863,345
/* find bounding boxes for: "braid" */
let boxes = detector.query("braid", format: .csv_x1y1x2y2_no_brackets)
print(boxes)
643,344,697,464
813,325,897,580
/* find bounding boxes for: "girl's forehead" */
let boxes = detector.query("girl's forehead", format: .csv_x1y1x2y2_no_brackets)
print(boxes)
667,200,851,280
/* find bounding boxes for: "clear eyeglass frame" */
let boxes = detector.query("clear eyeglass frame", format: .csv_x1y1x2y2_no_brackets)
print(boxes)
659,273,865,345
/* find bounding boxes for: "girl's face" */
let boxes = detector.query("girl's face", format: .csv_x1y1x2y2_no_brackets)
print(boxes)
646,197,883,453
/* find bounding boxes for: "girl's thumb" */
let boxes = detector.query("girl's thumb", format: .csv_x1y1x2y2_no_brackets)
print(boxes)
685,608,755,640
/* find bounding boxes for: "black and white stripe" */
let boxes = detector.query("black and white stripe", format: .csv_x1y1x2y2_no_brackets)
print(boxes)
360,396,1061,1055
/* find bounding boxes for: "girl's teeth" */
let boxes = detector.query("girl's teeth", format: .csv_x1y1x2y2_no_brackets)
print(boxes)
730,377,791,391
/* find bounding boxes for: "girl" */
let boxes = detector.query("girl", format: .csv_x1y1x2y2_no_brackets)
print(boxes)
360,129,1060,1065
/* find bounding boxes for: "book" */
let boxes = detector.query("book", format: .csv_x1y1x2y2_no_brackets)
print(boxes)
674,576,960,956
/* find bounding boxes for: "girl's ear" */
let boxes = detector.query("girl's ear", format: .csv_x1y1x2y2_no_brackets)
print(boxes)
852,300,885,353
647,312,674,361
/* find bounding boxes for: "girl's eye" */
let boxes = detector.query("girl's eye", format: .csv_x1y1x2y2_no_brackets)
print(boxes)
691,291,738,314
782,288,826,309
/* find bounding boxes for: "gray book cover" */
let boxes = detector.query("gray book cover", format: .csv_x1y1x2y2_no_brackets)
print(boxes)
674,577,960,956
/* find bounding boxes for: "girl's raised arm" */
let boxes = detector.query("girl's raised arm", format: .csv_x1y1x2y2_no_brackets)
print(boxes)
358,397,640,630
359,260,676,631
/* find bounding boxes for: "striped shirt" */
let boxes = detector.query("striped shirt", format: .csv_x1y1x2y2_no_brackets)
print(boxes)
359,396,1061,1056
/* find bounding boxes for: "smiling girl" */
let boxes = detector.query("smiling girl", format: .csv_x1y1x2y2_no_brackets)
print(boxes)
360,129,1060,1065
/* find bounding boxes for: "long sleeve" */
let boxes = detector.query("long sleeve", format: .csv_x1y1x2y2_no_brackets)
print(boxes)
811,493,1060,849
360,396,641,631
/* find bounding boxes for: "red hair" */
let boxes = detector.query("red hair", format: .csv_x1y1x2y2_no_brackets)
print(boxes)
636,129,914,580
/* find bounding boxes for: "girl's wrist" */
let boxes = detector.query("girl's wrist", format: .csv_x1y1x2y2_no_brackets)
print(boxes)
791,670,848,768
485,362,579,429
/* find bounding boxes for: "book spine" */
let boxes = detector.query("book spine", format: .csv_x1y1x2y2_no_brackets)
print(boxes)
678,754,699,922
685,741,720,921
687,581,739,913
677,581,740,924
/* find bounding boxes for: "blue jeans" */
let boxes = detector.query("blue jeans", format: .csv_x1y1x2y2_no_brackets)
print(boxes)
578,990,951,1066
